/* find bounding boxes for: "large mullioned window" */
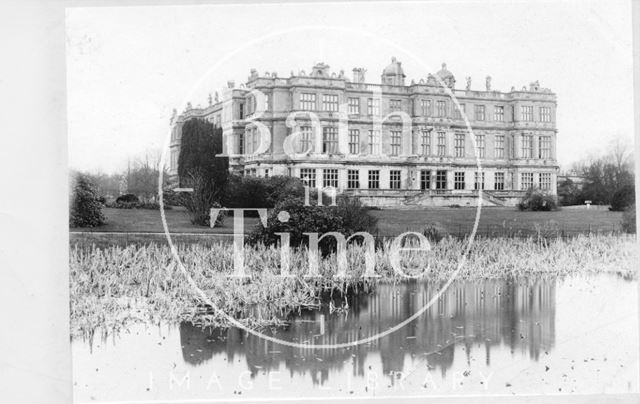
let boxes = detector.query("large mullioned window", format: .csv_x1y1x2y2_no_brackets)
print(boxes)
322,94,339,112
368,130,380,154
348,129,360,154
322,127,338,154
390,131,401,156
300,93,316,110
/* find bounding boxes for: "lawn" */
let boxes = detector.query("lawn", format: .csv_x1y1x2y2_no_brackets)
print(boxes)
369,206,625,237
71,207,261,234
71,205,625,240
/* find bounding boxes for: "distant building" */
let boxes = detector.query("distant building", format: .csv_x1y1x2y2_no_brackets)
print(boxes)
169,58,559,207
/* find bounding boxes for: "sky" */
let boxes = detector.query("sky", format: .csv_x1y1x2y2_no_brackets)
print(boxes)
66,0,634,174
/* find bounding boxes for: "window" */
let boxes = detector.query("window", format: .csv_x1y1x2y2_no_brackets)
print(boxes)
390,99,401,112
300,93,316,110
348,97,360,115
540,107,552,122
521,105,533,121
474,171,485,190
420,170,431,190
436,100,447,117
170,149,178,171
299,126,313,152
238,132,245,154
539,136,552,159
520,172,534,190
437,132,446,156
348,129,360,154
250,128,259,154
420,130,431,156
368,130,380,154
264,168,270,178
494,172,505,190
540,173,552,190
454,103,465,119
347,169,360,189
521,134,533,158
239,103,244,119
390,170,401,189
244,128,256,154
368,170,380,189
390,130,401,156
323,169,338,188
421,99,432,116
300,168,316,188
322,94,339,112
475,105,486,121
495,135,505,159
494,106,504,121
454,172,465,190
322,127,338,154
475,134,485,158
367,98,380,116
436,170,447,190
454,133,465,157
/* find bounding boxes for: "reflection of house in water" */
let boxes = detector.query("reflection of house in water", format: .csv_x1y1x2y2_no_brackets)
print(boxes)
180,278,555,384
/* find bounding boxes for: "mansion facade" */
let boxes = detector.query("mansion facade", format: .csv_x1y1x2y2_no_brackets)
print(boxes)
169,59,559,207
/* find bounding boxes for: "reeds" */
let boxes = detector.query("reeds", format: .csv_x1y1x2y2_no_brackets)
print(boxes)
70,234,637,338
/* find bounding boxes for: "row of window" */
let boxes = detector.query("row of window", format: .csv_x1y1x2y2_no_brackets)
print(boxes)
289,126,552,159
300,168,399,190
298,93,554,123
297,168,553,191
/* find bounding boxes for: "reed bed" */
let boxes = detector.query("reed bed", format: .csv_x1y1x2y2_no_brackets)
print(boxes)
70,234,637,337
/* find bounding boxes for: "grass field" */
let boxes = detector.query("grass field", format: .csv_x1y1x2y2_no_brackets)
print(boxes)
71,205,624,239
71,207,261,233
369,206,624,236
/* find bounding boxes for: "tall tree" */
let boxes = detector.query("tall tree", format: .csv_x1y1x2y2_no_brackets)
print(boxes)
177,119,229,224
70,173,106,228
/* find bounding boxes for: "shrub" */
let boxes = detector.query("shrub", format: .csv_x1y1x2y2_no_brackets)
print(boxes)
209,201,227,227
610,184,635,212
247,195,378,255
104,201,170,210
162,188,185,207
517,188,558,211
421,223,448,243
223,175,306,210
621,205,636,234
70,174,106,228
180,170,217,226
337,196,378,236
116,193,139,203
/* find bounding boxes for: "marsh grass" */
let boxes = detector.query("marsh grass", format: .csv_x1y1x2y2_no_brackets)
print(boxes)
70,234,637,338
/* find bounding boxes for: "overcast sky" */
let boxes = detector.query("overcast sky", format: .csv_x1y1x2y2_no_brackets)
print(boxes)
66,0,634,174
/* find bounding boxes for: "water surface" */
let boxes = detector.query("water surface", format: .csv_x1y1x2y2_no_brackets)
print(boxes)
72,274,638,402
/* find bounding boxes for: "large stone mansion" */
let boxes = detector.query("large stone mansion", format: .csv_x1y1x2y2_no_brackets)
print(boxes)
169,58,559,207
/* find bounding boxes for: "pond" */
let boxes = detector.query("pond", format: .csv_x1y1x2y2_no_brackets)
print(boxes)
72,273,638,402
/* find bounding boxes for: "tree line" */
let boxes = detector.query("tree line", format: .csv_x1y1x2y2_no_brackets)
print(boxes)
557,138,635,211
